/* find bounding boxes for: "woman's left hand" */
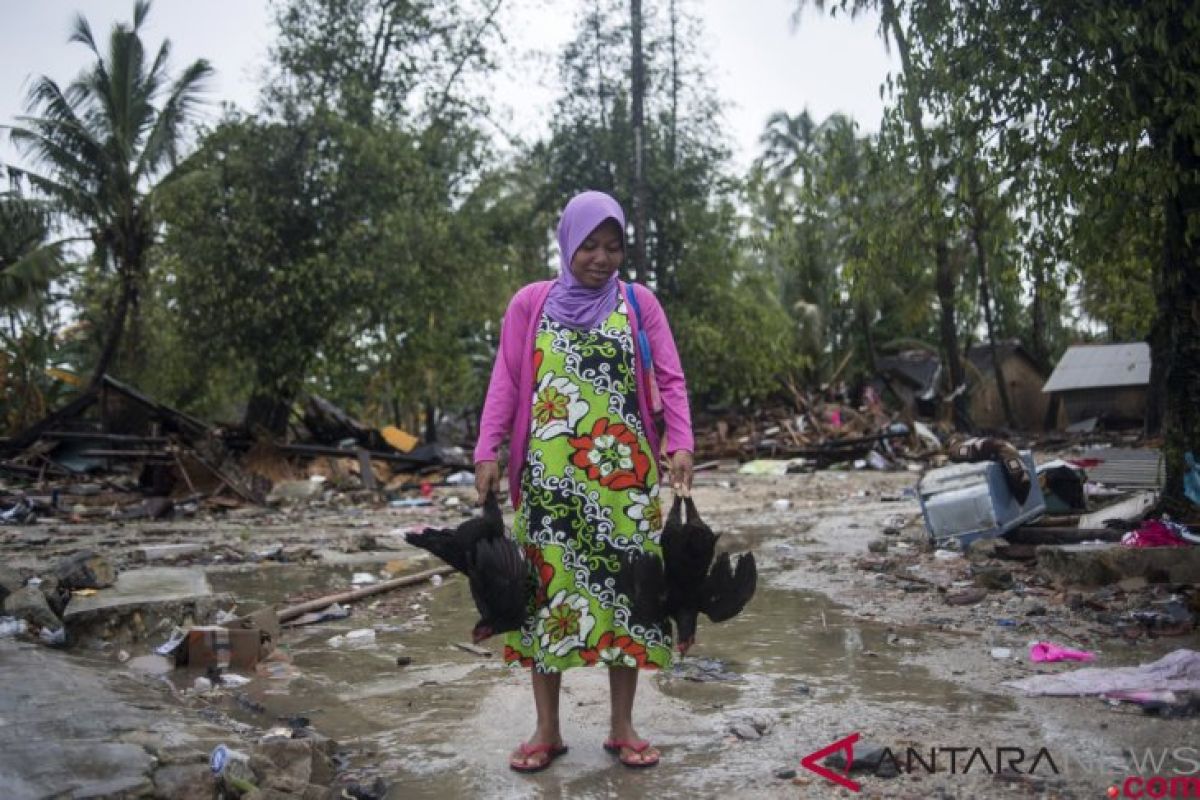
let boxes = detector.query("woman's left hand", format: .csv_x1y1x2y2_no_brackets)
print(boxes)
669,450,694,496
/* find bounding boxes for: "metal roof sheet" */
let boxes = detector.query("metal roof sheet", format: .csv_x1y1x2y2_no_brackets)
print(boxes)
1042,343,1151,393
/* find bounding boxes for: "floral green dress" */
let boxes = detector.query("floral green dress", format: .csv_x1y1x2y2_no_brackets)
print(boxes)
502,299,673,673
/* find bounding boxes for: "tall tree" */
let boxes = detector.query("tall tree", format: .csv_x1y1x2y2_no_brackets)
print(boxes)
794,0,974,429
7,0,211,385
629,0,649,283
0,191,70,430
897,0,1200,503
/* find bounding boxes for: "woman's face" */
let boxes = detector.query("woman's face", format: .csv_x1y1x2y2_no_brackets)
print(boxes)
569,219,624,289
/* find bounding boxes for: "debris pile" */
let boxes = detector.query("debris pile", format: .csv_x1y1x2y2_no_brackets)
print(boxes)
0,374,472,524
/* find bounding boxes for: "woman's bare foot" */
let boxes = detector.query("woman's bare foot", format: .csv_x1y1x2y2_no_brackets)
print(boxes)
606,725,660,766
509,728,566,771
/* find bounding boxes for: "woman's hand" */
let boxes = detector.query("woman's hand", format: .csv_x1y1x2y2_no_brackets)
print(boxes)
669,450,694,496
475,460,499,504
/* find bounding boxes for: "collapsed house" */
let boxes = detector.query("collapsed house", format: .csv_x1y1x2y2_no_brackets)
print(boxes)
874,342,1050,432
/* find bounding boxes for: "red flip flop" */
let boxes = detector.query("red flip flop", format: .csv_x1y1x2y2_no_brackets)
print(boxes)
603,738,660,768
509,742,569,773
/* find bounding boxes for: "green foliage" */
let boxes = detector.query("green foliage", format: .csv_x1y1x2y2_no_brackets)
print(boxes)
534,0,799,406
748,108,935,387
6,0,212,381
0,191,74,430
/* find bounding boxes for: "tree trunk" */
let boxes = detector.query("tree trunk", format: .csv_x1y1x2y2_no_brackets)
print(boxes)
967,162,1016,430
935,241,972,432
88,267,133,388
244,391,293,438
1157,130,1200,507
882,0,970,432
424,399,438,444
629,0,649,285
1029,260,1049,374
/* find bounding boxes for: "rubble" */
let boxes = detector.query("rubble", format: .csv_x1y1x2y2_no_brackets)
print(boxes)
55,549,117,589
0,369,1193,798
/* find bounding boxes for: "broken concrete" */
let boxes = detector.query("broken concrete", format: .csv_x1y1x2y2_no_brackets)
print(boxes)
55,549,117,590
63,567,220,643
0,639,226,800
2,585,62,631
1037,543,1200,587
138,543,206,562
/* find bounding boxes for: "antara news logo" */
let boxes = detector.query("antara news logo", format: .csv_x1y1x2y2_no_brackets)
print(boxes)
801,732,1200,797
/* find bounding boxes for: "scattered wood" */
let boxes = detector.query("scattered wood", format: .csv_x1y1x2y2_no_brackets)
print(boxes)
453,642,492,657
276,565,456,623
1007,527,1124,545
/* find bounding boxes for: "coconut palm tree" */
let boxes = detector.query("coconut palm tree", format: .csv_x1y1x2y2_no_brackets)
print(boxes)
0,192,64,309
7,0,211,385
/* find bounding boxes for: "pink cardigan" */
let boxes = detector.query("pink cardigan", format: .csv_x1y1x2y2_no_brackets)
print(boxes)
474,280,694,507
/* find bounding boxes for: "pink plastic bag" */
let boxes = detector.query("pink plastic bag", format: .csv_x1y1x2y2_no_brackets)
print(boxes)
1121,519,1191,548
1029,641,1096,663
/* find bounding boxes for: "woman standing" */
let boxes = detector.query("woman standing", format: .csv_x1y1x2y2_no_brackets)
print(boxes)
473,190,694,772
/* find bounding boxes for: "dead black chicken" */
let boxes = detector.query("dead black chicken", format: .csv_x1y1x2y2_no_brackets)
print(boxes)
404,491,528,643
620,495,757,650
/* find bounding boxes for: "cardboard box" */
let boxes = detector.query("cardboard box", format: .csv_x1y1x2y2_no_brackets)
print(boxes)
223,607,280,661
181,626,262,670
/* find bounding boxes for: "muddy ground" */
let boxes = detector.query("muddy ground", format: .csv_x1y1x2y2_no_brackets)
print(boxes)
3,466,1199,799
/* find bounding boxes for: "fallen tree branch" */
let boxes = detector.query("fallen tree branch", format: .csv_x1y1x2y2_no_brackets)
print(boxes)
277,565,456,623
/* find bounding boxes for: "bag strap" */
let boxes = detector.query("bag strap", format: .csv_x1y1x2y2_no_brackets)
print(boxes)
624,282,654,369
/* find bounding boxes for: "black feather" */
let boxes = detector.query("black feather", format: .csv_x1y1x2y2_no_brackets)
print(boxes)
700,552,757,623
404,490,504,574
616,550,668,630
467,536,528,639
403,490,527,641
660,496,756,644
661,496,717,643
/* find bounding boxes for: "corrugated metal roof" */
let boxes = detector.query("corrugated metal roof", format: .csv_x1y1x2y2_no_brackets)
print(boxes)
1042,343,1151,393
1076,447,1164,490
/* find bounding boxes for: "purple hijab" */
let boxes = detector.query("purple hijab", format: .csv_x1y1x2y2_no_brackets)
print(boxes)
545,190,626,330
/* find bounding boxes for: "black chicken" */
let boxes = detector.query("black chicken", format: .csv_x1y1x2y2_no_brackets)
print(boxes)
404,491,528,643
621,496,757,649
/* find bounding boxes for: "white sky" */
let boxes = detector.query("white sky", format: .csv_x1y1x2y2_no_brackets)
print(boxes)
0,0,894,173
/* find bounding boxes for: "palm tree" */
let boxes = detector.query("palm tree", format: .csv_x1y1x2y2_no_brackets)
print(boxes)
7,0,211,385
0,192,64,309
758,109,819,181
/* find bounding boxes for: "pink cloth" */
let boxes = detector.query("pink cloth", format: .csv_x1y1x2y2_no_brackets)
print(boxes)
474,280,694,507
1029,641,1096,663
1121,519,1191,548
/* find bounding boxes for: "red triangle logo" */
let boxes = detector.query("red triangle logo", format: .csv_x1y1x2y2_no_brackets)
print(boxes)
800,732,861,792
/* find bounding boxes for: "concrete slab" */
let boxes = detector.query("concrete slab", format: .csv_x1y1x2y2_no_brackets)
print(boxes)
0,640,226,800
64,567,212,620
1036,542,1200,586
137,543,206,562
1078,490,1157,528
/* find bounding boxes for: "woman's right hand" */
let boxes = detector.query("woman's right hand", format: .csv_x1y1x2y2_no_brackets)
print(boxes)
475,460,499,504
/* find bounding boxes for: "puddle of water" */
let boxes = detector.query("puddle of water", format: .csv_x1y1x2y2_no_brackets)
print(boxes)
195,561,1020,798
208,562,398,608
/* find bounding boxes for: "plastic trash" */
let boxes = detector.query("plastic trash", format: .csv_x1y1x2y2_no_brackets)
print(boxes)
39,627,66,646
0,617,27,638
351,572,379,585
390,498,433,508
210,744,256,792
445,470,474,485
1029,641,1096,663
1185,452,1200,506
154,627,188,656
771,499,791,511
990,647,1012,659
